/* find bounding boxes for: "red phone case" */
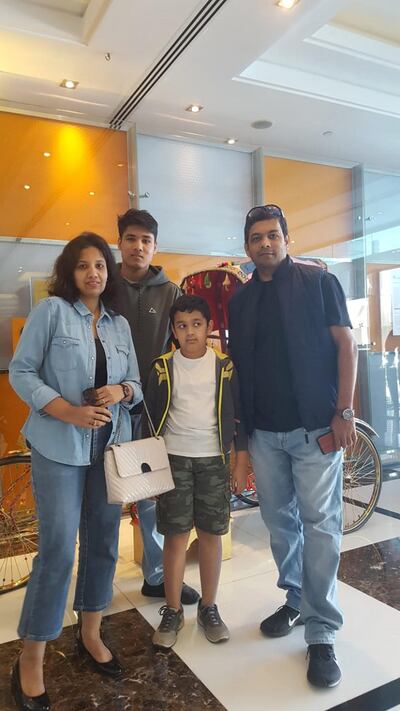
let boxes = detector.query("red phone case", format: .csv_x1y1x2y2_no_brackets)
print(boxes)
316,430,337,454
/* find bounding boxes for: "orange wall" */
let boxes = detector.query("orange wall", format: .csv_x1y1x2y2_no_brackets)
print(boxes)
264,157,353,253
0,111,128,242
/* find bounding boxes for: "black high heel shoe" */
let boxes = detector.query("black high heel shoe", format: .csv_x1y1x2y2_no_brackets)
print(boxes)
75,619,123,678
11,658,50,711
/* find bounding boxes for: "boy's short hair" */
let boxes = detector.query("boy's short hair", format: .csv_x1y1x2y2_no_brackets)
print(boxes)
170,295,211,325
117,208,158,240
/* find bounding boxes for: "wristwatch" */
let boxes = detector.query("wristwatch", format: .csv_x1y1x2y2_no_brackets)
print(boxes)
335,407,354,421
120,382,131,399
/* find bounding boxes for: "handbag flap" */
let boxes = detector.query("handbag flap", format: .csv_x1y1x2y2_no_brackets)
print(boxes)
109,437,170,478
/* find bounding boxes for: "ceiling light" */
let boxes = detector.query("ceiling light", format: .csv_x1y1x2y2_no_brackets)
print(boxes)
276,0,299,9
251,120,273,129
185,104,203,113
43,152,51,158
89,191,95,196
23,184,31,190
117,163,124,167
322,130,333,137
226,138,237,145
60,79,79,90
65,222,70,226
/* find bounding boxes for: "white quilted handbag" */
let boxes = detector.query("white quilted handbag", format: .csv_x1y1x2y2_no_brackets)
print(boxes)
104,401,175,505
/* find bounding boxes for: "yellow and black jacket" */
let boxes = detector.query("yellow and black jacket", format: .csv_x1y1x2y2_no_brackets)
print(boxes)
144,349,247,459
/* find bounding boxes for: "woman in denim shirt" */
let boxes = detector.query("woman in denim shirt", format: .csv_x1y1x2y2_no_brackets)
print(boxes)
9,232,142,711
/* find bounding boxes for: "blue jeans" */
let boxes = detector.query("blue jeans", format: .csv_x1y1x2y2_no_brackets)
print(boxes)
18,423,121,641
131,413,164,585
249,427,343,645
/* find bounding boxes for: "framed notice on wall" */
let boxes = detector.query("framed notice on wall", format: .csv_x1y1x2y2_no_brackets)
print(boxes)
392,270,400,336
30,276,50,308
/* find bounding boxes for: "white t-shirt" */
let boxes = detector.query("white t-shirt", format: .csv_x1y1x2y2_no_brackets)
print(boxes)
163,347,220,457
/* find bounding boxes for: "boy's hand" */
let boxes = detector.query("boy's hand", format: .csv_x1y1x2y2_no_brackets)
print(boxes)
231,462,249,495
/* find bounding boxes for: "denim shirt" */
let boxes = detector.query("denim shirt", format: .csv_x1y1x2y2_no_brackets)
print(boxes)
9,296,143,465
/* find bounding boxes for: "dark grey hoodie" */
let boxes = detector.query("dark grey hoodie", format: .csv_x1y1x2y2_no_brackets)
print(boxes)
118,265,181,386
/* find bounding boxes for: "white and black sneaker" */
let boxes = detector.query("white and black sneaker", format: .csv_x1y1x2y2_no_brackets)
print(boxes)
260,604,303,637
307,644,342,688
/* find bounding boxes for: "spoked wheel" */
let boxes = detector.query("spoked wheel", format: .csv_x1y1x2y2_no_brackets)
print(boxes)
342,428,382,534
0,454,38,594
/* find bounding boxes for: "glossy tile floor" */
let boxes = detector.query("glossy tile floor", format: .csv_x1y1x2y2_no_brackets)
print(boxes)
1,479,400,710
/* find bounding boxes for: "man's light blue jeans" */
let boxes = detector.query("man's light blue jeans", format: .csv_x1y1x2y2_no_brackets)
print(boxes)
249,426,343,645
18,423,121,641
131,414,164,585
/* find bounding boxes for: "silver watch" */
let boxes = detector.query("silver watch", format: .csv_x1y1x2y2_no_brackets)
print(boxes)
335,407,354,421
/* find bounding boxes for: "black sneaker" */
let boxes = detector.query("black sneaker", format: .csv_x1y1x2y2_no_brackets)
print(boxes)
307,644,342,688
260,604,302,637
141,580,200,605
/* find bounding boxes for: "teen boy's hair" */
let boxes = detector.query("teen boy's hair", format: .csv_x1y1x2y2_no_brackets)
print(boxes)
170,295,211,325
117,208,158,240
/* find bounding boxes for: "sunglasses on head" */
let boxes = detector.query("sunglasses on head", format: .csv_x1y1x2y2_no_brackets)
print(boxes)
246,204,285,220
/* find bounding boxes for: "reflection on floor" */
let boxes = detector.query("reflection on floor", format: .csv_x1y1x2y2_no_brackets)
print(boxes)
1,477,400,710
0,610,224,711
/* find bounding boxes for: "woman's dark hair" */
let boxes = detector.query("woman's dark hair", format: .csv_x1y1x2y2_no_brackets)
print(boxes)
48,232,121,312
170,294,211,325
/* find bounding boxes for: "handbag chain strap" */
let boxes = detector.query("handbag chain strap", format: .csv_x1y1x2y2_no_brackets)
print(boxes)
113,398,157,446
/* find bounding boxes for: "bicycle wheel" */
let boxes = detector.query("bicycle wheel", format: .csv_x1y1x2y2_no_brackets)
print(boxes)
342,428,382,534
0,453,38,594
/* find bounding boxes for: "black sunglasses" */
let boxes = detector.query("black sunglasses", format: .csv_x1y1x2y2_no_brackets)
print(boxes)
245,204,285,220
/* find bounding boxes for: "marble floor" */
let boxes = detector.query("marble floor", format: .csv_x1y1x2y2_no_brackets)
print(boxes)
1,478,400,710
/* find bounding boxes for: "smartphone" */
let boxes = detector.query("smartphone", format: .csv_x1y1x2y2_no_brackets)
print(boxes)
316,430,338,454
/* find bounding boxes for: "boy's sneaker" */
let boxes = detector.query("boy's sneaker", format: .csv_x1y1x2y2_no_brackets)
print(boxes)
152,605,184,649
307,644,342,688
197,600,230,643
260,604,302,637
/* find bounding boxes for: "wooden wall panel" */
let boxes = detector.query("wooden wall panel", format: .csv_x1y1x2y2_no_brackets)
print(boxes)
264,157,353,254
0,111,128,243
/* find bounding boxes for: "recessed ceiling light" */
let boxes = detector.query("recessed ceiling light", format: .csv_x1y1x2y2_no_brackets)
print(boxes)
18,267,23,273
65,222,70,226
276,0,299,9
117,163,124,167
89,191,95,196
60,79,79,90
185,104,203,113
225,138,237,145
251,120,273,129
322,130,333,137
291,240,295,244
43,152,51,158
23,184,31,190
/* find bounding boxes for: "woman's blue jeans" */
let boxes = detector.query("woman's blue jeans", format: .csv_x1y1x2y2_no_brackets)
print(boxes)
249,426,344,645
18,424,121,641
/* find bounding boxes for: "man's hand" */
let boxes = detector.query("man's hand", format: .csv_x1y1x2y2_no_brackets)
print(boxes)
330,414,356,450
67,405,112,429
93,385,125,407
231,462,249,494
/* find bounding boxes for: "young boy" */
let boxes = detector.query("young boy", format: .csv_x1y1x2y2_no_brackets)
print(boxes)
145,294,248,649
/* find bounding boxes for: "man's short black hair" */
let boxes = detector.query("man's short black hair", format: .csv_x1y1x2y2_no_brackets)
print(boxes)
170,295,211,325
117,208,158,241
244,204,288,244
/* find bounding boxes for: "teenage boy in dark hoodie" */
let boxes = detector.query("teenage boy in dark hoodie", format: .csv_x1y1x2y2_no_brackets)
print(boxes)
117,208,199,605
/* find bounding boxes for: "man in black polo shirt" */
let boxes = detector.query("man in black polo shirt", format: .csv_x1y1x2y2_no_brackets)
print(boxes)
228,205,358,689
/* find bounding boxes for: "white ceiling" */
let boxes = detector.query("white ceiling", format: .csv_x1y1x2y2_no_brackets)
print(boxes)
0,0,399,172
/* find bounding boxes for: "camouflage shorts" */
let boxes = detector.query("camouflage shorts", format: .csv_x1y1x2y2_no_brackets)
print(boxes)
156,454,231,536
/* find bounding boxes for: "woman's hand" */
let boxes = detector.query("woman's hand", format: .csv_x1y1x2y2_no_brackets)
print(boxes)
93,385,125,407
67,405,112,429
